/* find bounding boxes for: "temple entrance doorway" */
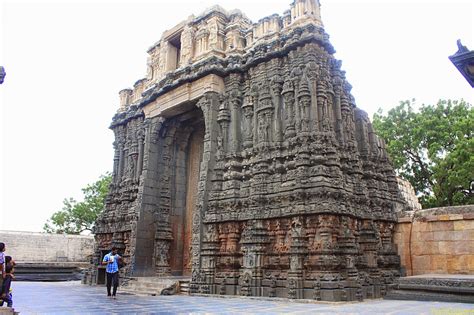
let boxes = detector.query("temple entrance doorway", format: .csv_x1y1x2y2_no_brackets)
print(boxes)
168,107,204,276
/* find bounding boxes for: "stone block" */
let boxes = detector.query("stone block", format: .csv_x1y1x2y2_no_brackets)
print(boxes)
448,214,464,221
412,222,430,232
453,241,471,255
454,220,474,231
397,217,412,223
468,255,474,271
438,241,452,255
412,255,430,272
463,213,474,220
451,230,473,241
447,257,462,273
420,231,434,241
433,230,452,241
437,214,451,221
430,221,454,231
430,254,447,272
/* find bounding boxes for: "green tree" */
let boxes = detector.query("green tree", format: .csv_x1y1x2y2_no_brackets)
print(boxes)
373,99,473,208
44,173,112,234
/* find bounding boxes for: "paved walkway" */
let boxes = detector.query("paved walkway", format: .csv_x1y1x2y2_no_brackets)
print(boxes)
6,281,474,314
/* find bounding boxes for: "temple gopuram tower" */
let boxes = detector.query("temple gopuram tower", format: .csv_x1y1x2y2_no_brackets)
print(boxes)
92,0,405,301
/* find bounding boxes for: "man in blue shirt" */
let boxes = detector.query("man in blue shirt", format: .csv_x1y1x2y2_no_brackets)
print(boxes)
102,247,121,299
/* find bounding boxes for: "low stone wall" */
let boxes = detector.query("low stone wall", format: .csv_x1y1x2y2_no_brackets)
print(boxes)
0,230,94,262
394,205,474,276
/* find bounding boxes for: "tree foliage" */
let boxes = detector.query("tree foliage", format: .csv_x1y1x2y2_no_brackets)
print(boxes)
373,99,473,208
43,173,112,234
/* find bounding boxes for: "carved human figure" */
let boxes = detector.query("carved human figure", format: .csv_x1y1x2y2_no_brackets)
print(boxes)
126,154,137,179
155,241,170,266
180,26,194,64
258,112,270,143
242,106,254,145
299,95,311,132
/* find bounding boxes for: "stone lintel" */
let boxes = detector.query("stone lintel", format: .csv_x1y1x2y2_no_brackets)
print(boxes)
143,74,225,119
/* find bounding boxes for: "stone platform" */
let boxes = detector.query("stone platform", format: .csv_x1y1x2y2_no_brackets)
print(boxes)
14,262,89,281
385,274,474,303
10,281,474,314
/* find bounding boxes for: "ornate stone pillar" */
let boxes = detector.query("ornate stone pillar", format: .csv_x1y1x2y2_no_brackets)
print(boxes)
112,140,120,184
297,77,311,133
240,219,269,297
192,92,220,275
333,74,344,144
241,89,254,148
217,97,230,153
271,75,283,143
136,127,146,182
229,91,242,153
288,217,307,299
180,25,194,65
282,79,296,138
256,85,273,144
201,223,220,294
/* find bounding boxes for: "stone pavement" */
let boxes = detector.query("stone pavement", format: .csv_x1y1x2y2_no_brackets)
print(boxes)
7,281,474,314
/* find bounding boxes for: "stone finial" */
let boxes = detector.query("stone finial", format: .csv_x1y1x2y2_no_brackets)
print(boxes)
455,39,469,55
119,89,133,111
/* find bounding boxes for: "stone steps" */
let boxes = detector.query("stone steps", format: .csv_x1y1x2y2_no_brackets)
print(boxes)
386,289,474,303
14,262,87,281
385,274,474,303
179,279,190,295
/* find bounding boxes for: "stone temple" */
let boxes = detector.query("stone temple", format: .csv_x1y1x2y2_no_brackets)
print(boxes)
92,0,405,301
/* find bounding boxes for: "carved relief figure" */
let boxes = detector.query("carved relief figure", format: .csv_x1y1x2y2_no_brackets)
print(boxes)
297,78,311,132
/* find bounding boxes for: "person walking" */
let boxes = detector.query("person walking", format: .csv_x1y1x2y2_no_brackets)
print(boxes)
101,247,121,299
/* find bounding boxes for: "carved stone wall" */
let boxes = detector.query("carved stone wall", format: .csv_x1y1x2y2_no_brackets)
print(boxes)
92,0,405,301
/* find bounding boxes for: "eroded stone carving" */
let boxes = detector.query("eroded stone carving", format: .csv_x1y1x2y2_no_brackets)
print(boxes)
91,0,404,301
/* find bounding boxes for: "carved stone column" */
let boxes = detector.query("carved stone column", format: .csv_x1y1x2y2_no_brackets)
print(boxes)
271,75,283,143
240,219,269,297
192,92,220,276
288,217,307,299
136,127,146,182
333,74,344,144
282,79,296,138
112,140,120,184
201,223,220,294
217,98,230,153
297,77,311,133
241,90,254,148
229,91,241,153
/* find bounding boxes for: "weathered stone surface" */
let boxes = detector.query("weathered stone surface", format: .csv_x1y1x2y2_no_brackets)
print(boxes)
0,230,93,262
90,0,405,301
394,205,474,276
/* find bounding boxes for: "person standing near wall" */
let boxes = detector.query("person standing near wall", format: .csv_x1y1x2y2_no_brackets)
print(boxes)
0,243,6,289
101,247,121,299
